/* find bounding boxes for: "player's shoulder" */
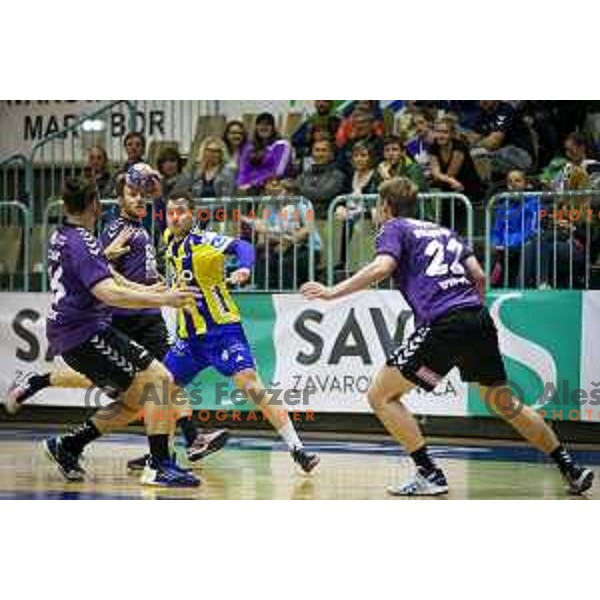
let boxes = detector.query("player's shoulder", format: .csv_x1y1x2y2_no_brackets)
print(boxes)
102,216,124,240
73,226,103,256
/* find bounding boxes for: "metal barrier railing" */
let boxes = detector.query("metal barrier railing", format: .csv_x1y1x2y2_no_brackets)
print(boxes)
191,196,319,292
0,154,32,213
29,101,137,221
0,201,32,292
326,193,474,285
485,190,600,290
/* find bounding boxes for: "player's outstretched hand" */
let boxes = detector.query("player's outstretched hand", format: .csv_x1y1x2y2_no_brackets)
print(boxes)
228,268,251,286
300,281,333,300
104,227,134,261
165,290,197,309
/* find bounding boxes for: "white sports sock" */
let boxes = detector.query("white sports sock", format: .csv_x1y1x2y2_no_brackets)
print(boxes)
277,419,303,451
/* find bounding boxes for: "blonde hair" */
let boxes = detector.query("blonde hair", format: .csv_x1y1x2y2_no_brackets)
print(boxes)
197,137,230,173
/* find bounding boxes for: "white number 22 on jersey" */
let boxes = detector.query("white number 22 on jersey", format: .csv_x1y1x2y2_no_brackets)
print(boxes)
424,238,465,277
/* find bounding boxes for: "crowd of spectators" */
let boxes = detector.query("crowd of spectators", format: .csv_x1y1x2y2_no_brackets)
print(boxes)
81,100,600,290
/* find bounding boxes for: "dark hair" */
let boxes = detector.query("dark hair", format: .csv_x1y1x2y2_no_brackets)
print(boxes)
124,132,146,151
250,112,279,166
63,178,99,214
311,137,334,152
383,134,406,149
223,120,248,154
167,189,194,211
157,147,183,173
378,177,418,217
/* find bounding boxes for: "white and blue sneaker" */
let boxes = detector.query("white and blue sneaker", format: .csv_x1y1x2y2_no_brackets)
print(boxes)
140,457,201,488
564,466,594,495
5,371,38,414
387,467,449,497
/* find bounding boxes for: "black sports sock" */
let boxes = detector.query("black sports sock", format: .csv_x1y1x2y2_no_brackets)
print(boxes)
550,445,576,476
61,420,102,456
21,373,51,401
148,434,170,463
410,445,437,474
178,417,198,447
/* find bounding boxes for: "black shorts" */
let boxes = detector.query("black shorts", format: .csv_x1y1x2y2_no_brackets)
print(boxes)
62,326,154,393
386,306,507,392
111,313,169,361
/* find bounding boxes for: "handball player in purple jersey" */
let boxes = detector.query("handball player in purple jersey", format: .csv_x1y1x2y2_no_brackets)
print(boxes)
302,177,593,496
6,177,200,487
7,164,228,468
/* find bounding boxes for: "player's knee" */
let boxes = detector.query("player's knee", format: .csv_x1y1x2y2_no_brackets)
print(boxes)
367,384,386,411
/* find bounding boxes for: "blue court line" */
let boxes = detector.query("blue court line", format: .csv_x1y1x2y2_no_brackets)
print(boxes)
3,427,600,466
0,490,140,500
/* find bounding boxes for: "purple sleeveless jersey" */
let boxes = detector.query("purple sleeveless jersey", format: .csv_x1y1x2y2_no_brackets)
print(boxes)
99,216,160,318
46,223,112,357
375,217,482,327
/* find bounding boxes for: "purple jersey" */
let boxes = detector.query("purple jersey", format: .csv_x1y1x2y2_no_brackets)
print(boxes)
46,223,112,357
100,216,160,318
375,218,481,326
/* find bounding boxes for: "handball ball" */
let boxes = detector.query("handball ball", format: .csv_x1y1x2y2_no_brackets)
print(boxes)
126,163,160,192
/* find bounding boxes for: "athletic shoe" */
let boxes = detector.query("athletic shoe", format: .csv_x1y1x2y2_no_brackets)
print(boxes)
291,447,320,474
127,454,150,472
564,466,594,495
5,371,39,414
187,429,229,462
127,453,191,472
140,457,201,488
387,467,449,497
43,437,86,482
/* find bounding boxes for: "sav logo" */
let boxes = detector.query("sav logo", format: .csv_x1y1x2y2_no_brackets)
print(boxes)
469,291,582,417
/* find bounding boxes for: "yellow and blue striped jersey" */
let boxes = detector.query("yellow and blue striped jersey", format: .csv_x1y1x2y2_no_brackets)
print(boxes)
165,228,241,338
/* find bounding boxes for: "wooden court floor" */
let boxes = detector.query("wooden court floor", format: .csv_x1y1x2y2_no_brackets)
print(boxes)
0,428,598,499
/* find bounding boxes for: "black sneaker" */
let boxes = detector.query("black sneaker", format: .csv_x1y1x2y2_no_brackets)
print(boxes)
127,454,149,472
564,466,594,495
43,437,86,482
128,453,191,472
291,447,320,474
187,429,229,462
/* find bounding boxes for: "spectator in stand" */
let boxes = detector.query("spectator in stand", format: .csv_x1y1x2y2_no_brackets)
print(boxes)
245,178,321,290
335,142,378,269
376,135,428,191
490,170,541,288
83,146,112,197
406,110,435,179
191,137,237,231
223,120,248,169
336,101,385,148
291,101,341,164
156,147,191,234
237,112,292,195
521,165,594,289
336,108,384,182
191,137,237,198
430,116,483,232
467,101,534,177
295,139,347,219
430,117,483,198
118,132,146,175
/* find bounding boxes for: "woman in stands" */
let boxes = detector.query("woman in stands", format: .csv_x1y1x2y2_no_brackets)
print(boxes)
223,120,248,169
237,112,292,195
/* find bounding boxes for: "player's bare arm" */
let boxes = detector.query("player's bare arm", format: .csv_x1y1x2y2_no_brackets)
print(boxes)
301,255,397,301
92,277,194,310
463,255,486,302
